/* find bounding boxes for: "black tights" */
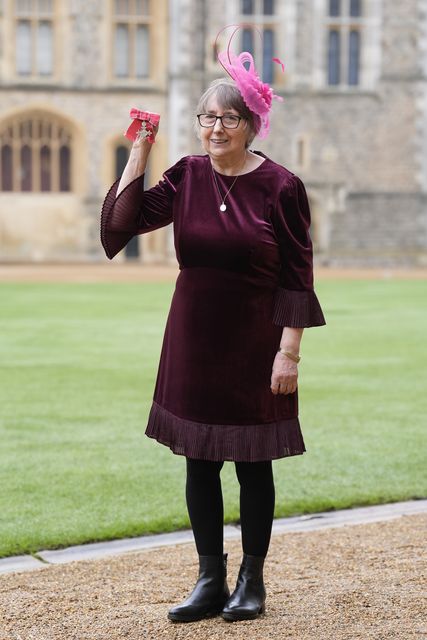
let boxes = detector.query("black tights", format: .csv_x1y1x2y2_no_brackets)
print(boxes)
185,458,275,558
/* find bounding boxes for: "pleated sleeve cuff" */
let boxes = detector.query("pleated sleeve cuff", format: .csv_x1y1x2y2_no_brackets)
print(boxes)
100,174,145,260
272,288,326,327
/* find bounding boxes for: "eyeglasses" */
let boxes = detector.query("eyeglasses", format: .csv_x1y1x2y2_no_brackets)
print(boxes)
197,114,244,129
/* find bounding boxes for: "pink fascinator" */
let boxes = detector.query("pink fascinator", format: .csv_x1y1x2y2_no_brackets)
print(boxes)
215,25,285,139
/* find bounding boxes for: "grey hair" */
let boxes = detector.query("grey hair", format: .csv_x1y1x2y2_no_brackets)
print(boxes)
194,79,260,149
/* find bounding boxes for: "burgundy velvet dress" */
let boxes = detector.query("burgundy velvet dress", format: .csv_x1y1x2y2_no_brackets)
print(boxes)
100,152,326,462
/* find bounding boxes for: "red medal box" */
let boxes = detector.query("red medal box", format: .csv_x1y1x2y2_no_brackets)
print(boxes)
124,109,160,144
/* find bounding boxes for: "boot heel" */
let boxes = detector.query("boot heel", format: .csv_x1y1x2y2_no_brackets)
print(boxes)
221,553,266,621
168,553,230,623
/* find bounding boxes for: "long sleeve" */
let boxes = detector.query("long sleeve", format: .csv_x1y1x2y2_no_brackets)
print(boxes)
100,156,188,260
271,174,326,327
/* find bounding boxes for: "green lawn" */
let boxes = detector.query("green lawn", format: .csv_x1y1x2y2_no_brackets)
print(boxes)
0,279,426,558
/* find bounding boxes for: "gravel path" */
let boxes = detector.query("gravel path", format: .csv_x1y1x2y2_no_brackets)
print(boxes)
1,514,425,640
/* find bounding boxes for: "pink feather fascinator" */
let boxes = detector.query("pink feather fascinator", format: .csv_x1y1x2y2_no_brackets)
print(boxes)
215,25,285,139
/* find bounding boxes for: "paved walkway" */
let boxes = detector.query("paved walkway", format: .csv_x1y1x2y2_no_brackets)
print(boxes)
0,502,425,640
0,500,425,575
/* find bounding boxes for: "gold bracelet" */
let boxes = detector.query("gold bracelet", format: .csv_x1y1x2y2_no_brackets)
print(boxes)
278,348,301,363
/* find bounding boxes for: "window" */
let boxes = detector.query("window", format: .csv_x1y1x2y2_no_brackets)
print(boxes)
326,0,362,87
262,28,274,84
113,0,151,79
350,0,361,17
348,29,360,85
238,0,278,84
14,0,54,77
328,30,340,85
0,115,72,192
242,0,253,14
263,0,274,15
329,0,340,17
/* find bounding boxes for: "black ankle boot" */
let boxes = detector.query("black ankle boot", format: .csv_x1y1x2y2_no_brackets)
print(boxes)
221,553,266,621
168,553,230,622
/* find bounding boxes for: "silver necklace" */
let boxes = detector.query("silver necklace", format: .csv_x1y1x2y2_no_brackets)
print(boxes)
211,154,247,213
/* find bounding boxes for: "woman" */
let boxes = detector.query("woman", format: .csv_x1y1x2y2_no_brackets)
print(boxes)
100,45,326,624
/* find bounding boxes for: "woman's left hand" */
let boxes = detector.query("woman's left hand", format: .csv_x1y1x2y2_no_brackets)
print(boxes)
270,352,298,395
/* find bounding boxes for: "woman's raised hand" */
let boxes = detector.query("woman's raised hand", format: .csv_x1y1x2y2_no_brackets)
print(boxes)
132,121,159,150
116,119,159,196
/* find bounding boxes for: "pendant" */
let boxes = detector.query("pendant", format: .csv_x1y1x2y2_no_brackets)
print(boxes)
220,203,227,212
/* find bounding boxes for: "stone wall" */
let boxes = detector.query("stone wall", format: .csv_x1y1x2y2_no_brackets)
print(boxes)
0,0,169,262
328,191,427,266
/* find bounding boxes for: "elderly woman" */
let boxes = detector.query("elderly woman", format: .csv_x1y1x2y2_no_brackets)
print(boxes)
101,57,325,622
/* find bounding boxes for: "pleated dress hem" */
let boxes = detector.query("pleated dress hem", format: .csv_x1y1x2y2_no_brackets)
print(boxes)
145,401,306,462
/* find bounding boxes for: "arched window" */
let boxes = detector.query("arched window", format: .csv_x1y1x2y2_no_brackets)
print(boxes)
0,114,72,192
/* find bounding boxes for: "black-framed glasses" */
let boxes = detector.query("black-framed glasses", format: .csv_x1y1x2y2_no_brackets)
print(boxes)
197,114,244,129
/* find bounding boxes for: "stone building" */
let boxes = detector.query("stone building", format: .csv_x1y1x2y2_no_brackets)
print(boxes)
0,0,169,262
1,0,426,265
